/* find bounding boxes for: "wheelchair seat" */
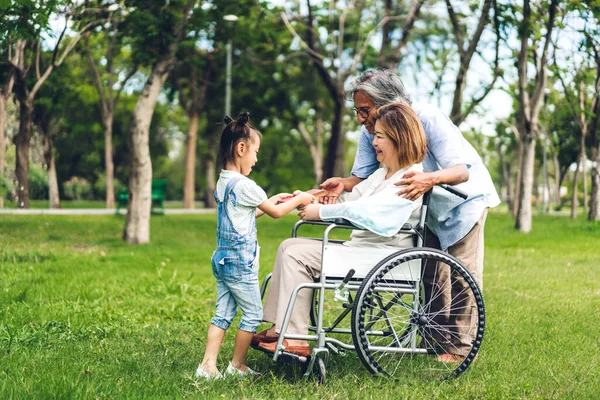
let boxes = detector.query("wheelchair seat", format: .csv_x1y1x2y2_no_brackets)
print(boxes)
321,244,421,282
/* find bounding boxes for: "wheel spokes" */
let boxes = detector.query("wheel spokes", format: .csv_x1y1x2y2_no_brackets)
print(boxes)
354,252,484,381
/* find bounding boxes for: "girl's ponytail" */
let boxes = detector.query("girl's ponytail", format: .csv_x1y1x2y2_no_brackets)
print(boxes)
217,111,262,168
237,112,250,126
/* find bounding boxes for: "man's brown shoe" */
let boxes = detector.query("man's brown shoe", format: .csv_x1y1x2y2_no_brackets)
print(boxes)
436,353,478,363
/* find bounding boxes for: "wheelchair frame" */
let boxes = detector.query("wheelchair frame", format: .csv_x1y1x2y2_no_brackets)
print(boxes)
257,188,485,382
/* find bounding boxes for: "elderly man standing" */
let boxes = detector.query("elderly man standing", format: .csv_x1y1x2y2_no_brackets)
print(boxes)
321,69,500,362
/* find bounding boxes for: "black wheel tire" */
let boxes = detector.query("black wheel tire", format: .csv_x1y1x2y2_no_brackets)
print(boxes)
351,247,485,381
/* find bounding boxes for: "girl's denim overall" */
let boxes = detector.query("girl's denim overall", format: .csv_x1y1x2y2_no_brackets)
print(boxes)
210,176,262,332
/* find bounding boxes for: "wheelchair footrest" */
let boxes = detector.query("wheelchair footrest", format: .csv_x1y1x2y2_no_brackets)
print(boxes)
251,342,309,364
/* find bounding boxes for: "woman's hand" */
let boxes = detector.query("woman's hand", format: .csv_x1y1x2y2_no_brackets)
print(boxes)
298,203,322,221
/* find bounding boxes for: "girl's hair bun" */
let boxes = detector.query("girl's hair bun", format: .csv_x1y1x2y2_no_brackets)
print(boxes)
223,115,234,125
237,112,250,126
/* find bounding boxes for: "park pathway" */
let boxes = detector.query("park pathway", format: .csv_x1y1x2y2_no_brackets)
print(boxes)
0,208,217,215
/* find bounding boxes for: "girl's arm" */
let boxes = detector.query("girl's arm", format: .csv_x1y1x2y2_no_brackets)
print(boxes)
256,193,291,218
257,192,315,219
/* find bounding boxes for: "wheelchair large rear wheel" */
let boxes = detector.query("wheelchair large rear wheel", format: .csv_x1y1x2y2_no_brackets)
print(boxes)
351,248,485,381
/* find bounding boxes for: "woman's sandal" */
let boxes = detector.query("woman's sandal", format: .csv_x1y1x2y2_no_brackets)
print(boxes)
250,329,279,347
257,340,310,357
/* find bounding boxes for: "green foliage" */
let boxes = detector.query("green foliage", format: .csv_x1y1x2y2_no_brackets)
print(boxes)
4,0,598,216
0,0,62,42
0,174,13,200
62,176,92,200
122,0,197,66
28,44,175,200
28,164,48,200
93,174,124,201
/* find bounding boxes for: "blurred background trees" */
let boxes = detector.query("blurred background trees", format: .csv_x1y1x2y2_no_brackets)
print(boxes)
0,0,599,240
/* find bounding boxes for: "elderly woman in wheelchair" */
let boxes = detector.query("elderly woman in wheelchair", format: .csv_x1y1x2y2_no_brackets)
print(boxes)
252,103,484,381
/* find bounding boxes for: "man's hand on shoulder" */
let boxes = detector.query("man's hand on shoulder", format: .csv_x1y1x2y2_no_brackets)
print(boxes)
395,170,437,201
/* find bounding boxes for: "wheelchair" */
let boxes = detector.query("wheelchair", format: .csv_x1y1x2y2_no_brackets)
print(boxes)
255,186,485,383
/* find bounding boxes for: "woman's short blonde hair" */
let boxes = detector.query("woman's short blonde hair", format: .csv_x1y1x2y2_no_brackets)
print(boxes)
374,102,427,169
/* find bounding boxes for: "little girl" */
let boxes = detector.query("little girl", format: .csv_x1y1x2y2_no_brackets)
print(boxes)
195,112,315,379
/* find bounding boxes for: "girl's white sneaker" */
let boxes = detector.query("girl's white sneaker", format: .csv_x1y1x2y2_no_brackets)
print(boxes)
194,364,222,380
225,362,260,377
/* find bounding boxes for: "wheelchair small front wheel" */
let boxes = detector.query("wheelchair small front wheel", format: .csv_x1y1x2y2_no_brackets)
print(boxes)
351,247,485,381
313,356,326,384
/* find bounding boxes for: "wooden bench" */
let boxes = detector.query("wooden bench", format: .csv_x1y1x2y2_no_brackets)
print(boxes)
116,179,167,214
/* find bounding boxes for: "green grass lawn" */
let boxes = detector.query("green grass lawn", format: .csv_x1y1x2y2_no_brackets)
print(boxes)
1,211,599,399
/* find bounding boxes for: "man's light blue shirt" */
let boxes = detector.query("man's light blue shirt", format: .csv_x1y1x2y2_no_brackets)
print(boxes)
351,103,500,250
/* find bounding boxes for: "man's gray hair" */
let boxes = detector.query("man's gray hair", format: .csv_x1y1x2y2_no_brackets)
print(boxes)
345,69,412,106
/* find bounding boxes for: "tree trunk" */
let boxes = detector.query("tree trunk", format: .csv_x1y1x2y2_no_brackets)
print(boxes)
47,157,59,209
44,133,60,209
501,159,513,212
104,114,115,208
205,154,217,209
589,146,599,221
513,0,557,231
582,152,587,213
552,152,561,209
123,60,172,244
323,96,345,179
446,0,494,126
515,135,535,233
450,62,469,124
314,115,324,185
205,131,218,209
578,81,588,214
533,161,540,209
512,142,523,218
570,156,581,219
545,157,552,211
377,0,393,68
13,99,33,209
183,111,199,209
0,94,7,208
298,120,323,185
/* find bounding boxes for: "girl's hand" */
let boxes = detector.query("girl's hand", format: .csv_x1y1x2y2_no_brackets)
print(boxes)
298,203,322,221
295,192,316,206
272,192,293,204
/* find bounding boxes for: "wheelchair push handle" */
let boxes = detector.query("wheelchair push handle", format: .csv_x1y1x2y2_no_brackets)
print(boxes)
439,184,468,200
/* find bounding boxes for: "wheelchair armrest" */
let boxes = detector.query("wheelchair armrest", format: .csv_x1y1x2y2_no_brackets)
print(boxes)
292,219,365,238
332,218,357,228
332,218,414,230
292,219,413,238
321,219,412,231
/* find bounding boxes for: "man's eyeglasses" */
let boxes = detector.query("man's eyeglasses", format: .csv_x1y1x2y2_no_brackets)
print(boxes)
353,107,373,119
